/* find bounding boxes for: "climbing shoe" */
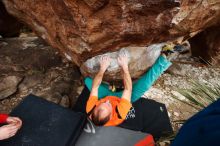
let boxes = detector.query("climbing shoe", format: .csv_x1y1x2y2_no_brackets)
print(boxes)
162,42,187,61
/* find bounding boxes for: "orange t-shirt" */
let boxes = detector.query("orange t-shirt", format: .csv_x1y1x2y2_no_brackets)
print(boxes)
86,96,132,126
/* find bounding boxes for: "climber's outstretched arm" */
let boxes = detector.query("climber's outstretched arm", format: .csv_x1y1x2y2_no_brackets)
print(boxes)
118,53,132,102
90,56,111,97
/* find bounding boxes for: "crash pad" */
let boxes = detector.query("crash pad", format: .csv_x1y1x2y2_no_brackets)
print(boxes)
119,98,173,139
76,119,154,146
0,94,86,146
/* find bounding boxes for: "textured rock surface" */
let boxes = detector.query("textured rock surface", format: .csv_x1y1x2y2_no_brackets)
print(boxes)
0,37,81,112
0,76,23,100
189,25,220,65
81,43,163,80
2,0,220,79
0,1,23,37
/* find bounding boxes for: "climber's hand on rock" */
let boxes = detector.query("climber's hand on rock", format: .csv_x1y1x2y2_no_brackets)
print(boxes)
99,56,111,72
118,53,129,71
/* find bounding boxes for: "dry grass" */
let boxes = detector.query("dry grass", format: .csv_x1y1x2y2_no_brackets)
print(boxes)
173,79,220,110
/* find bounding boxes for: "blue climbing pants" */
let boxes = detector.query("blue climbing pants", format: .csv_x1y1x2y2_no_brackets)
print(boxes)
84,55,172,103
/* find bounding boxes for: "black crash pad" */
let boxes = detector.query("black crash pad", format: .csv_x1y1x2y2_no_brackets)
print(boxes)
119,98,173,139
0,94,86,146
76,119,153,146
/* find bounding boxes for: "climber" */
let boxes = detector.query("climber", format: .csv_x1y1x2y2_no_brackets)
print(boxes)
86,53,132,126
0,114,22,140
84,44,178,126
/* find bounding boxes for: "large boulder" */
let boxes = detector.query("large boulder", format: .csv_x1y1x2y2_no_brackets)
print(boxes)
80,43,163,80
0,37,81,112
2,0,220,80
